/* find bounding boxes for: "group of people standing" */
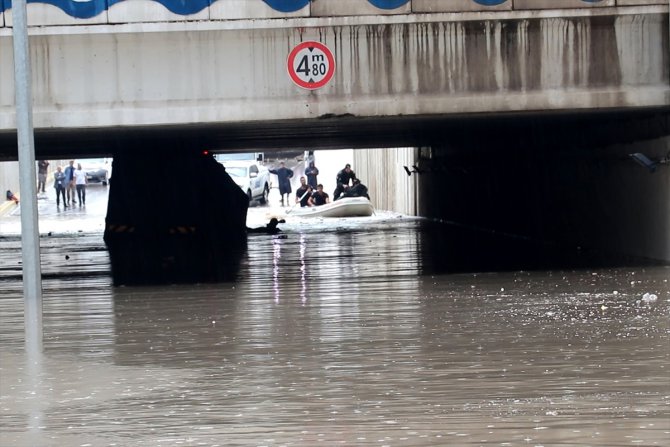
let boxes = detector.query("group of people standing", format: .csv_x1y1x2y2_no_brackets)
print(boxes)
269,159,369,208
50,160,87,207
5,159,88,208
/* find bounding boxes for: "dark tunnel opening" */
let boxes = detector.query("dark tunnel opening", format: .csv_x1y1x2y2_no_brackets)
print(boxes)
1,108,668,283
412,109,670,272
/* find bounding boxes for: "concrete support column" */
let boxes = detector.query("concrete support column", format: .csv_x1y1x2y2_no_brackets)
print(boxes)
104,148,249,285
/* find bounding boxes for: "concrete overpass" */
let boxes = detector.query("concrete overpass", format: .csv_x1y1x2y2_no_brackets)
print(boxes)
0,0,667,156
0,0,668,283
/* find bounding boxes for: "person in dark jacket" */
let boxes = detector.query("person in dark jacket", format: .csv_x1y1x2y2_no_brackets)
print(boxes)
53,166,67,207
37,159,49,193
309,184,330,206
247,218,285,234
5,190,19,204
295,176,312,207
269,161,294,206
340,178,370,200
305,161,319,189
333,163,356,200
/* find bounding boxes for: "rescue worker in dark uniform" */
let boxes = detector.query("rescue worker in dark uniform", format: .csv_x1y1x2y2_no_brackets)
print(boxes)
341,178,370,200
333,163,357,200
309,184,330,206
295,176,312,207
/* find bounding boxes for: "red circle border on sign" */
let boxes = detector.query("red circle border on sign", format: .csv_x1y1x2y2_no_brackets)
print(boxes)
287,41,336,90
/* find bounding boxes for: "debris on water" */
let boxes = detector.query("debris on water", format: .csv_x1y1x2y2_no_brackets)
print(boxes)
642,293,658,303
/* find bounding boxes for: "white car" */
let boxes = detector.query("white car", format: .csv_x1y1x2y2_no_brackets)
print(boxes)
223,161,271,204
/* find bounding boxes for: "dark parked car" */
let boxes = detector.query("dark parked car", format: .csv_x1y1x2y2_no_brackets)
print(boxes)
81,158,112,185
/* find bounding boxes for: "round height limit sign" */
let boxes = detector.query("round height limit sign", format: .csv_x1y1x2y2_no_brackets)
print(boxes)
287,41,335,90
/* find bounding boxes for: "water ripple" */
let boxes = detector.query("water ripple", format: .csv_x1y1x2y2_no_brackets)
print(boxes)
1,218,668,446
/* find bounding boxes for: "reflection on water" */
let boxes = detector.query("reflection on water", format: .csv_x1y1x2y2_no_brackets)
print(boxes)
1,216,669,446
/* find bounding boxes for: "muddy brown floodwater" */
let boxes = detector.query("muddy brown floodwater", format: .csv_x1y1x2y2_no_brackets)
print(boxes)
0,188,668,446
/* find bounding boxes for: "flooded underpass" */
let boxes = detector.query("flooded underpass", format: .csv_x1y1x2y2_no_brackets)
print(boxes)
0,189,668,446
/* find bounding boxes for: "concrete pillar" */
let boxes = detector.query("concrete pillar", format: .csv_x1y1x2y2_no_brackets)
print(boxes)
103,148,249,285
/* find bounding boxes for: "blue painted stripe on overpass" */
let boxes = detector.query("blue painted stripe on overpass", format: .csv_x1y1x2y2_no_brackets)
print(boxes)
1,0,212,17
472,0,507,5
0,0,611,16
108,0,211,15
3,0,107,18
368,0,410,9
263,0,309,12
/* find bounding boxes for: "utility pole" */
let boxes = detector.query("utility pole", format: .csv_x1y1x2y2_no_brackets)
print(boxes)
12,0,43,353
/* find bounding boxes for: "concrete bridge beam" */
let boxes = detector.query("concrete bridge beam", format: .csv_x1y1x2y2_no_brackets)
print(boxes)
0,6,667,152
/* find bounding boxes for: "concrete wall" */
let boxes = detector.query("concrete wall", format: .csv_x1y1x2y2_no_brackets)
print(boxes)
598,136,670,261
353,147,419,215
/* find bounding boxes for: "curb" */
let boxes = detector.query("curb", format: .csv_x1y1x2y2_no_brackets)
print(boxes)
0,198,19,218
1,175,59,219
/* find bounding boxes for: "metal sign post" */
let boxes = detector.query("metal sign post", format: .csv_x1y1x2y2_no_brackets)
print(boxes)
12,0,43,353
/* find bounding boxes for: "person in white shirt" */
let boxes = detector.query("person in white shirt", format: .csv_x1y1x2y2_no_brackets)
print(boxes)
73,163,87,206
